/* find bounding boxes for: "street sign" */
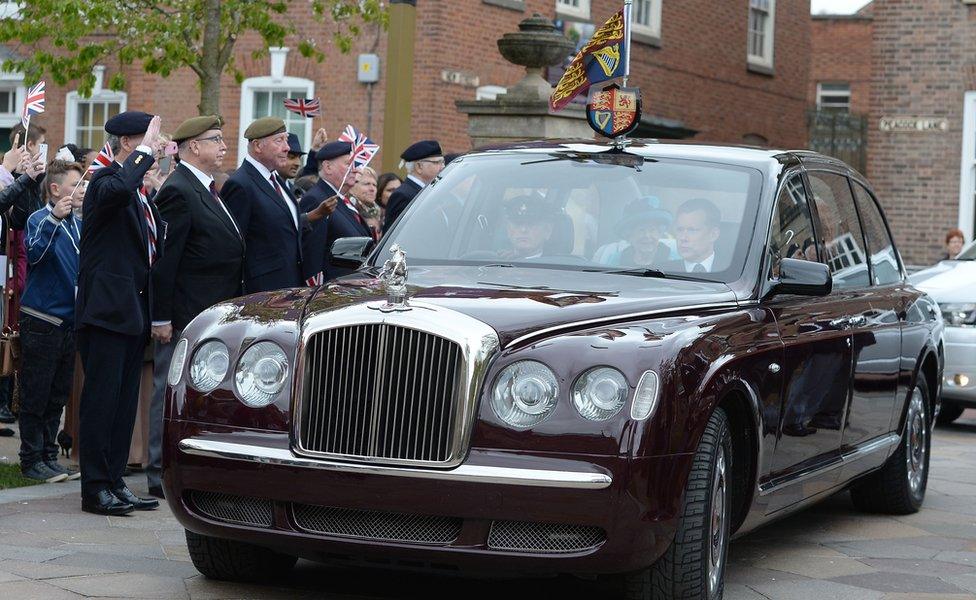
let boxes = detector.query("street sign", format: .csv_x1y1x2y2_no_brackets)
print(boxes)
878,116,949,133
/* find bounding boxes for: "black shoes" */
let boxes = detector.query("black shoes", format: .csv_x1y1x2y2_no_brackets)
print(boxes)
148,484,165,500
22,462,68,483
82,489,135,516
0,404,15,424
111,486,159,511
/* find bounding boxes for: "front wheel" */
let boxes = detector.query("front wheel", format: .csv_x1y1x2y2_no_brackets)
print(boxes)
622,407,733,600
185,529,297,582
850,374,931,514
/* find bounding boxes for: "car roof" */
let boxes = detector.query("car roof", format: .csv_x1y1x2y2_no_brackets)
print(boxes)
463,139,854,174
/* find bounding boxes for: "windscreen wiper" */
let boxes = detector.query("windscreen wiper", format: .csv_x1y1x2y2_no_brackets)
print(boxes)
589,267,715,283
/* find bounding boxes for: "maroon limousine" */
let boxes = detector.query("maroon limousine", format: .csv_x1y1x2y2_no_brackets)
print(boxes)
162,141,943,600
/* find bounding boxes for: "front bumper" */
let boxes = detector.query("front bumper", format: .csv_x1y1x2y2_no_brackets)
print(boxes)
942,325,976,404
163,420,688,576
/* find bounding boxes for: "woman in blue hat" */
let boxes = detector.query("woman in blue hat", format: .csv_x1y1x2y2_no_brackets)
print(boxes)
596,196,675,268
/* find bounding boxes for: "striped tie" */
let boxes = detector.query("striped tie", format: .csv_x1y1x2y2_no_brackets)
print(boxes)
139,186,157,265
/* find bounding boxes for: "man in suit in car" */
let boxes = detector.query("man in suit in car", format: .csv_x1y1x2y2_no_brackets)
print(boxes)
300,141,370,283
147,115,244,499
663,198,722,274
222,117,335,293
382,140,443,233
76,111,164,515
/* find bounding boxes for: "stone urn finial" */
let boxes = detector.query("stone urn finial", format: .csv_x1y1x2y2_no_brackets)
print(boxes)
496,14,575,102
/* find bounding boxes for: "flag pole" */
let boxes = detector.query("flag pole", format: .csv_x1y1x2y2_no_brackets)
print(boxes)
622,0,632,87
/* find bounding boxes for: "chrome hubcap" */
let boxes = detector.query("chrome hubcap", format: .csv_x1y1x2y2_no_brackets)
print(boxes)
906,387,927,496
708,445,727,597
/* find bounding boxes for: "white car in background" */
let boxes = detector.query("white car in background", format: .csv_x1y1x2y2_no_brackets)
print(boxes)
912,243,976,424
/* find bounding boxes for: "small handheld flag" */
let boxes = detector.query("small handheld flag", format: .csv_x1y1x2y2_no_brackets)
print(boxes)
338,124,380,169
549,10,628,112
283,98,321,118
21,80,45,129
88,142,114,174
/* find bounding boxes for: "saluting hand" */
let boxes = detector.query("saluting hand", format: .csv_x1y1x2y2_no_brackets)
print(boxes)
144,115,164,156
307,195,338,223
51,195,72,220
311,128,328,151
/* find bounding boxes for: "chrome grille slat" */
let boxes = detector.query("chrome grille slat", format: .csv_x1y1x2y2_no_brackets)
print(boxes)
299,324,464,464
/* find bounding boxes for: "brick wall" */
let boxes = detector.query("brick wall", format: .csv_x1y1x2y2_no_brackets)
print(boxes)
809,14,872,114
27,0,810,171
867,0,976,265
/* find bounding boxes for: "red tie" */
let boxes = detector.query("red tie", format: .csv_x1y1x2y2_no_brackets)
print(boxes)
209,180,220,201
269,174,282,197
343,197,364,226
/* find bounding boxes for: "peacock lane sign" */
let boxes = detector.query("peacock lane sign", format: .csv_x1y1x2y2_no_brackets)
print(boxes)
879,116,949,133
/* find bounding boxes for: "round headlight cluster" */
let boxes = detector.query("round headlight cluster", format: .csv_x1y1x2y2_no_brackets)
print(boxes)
491,360,559,428
235,342,289,407
188,340,229,393
573,367,629,421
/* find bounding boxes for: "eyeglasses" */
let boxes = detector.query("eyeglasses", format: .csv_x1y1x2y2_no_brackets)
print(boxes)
418,157,445,165
195,135,224,144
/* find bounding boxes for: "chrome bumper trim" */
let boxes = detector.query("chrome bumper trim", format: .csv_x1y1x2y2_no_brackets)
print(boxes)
178,438,613,490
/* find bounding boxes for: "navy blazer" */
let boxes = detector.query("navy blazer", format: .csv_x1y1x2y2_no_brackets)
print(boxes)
300,179,372,282
382,177,423,233
222,159,309,294
151,163,245,331
76,150,161,336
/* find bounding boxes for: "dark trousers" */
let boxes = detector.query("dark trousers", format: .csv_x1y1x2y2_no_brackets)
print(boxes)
18,315,75,467
77,326,146,498
148,332,179,489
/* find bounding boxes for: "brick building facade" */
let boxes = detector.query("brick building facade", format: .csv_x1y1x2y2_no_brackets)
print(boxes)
3,0,810,172
810,0,976,265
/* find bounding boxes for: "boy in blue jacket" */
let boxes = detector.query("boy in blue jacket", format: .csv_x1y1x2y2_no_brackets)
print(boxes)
19,160,85,482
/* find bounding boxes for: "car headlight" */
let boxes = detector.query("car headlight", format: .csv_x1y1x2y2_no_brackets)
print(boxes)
631,370,661,421
572,367,628,421
940,303,976,327
188,340,229,393
491,360,559,428
167,338,188,387
234,342,289,408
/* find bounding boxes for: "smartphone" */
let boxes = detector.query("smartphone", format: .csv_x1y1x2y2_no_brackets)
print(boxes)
158,156,172,175
37,142,48,160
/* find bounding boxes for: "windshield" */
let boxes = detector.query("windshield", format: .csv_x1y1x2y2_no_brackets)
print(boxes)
376,152,764,283
954,241,976,260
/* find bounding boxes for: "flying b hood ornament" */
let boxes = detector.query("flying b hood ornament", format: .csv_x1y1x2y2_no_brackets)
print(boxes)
378,244,410,312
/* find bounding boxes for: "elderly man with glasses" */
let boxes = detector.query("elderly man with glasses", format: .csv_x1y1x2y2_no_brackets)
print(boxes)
382,140,444,232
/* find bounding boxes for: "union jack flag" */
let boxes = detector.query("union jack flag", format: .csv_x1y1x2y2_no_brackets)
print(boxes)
87,141,114,174
338,124,380,169
282,98,321,118
21,81,45,128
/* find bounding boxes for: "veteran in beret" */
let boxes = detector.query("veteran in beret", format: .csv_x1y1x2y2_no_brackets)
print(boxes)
76,110,165,516
382,139,444,233
145,115,244,499
222,117,336,293
299,141,368,283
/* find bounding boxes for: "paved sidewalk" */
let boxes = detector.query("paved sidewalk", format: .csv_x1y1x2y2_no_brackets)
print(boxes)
0,415,976,599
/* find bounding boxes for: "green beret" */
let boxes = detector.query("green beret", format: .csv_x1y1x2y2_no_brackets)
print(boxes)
172,115,223,143
244,116,286,141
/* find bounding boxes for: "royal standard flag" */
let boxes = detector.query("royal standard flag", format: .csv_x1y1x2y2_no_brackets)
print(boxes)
549,10,628,112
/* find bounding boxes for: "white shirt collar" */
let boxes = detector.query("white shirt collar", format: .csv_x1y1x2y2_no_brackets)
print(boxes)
245,154,275,181
180,160,214,189
407,174,427,189
684,253,715,273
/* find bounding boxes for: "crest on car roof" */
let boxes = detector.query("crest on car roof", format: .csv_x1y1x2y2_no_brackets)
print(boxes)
586,84,641,139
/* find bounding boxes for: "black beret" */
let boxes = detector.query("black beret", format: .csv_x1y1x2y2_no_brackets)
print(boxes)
105,111,154,136
316,141,351,161
400,140,442,162
172,115,223,143
286,133,306,156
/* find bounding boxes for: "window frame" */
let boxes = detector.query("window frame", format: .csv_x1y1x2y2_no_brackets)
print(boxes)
848,177,905,285
747,0,776,72
237,75,314,164
804,168,872,291
64,86,127,148
556,0,590,21
631,0,663,43
816,82,851,112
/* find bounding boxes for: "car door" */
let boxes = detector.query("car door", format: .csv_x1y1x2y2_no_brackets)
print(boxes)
762,173,853,513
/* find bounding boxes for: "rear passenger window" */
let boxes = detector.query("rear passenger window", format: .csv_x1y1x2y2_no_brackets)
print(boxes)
851,182,900,286
806,172,869,289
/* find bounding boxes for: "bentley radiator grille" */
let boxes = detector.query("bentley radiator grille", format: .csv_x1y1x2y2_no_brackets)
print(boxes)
299,324,463,463
292,503,462,545
189,490,273,528
487,520,606,554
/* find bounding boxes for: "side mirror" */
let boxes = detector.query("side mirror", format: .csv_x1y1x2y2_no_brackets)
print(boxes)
330,237,376,270
772,258,832,297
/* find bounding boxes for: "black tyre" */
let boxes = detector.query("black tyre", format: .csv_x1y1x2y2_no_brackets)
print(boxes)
936,402,964,426
185,529,297,582
622,408,733,600
850,374,931,514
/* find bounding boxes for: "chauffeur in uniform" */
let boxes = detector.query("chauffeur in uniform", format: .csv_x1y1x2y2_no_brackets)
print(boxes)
382,140,444,232
76,111,164,516
147,115,244,499
300,141,371,283
222,117,336,293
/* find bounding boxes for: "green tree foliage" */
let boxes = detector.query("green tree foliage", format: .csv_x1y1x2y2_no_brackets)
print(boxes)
0,0,387,113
